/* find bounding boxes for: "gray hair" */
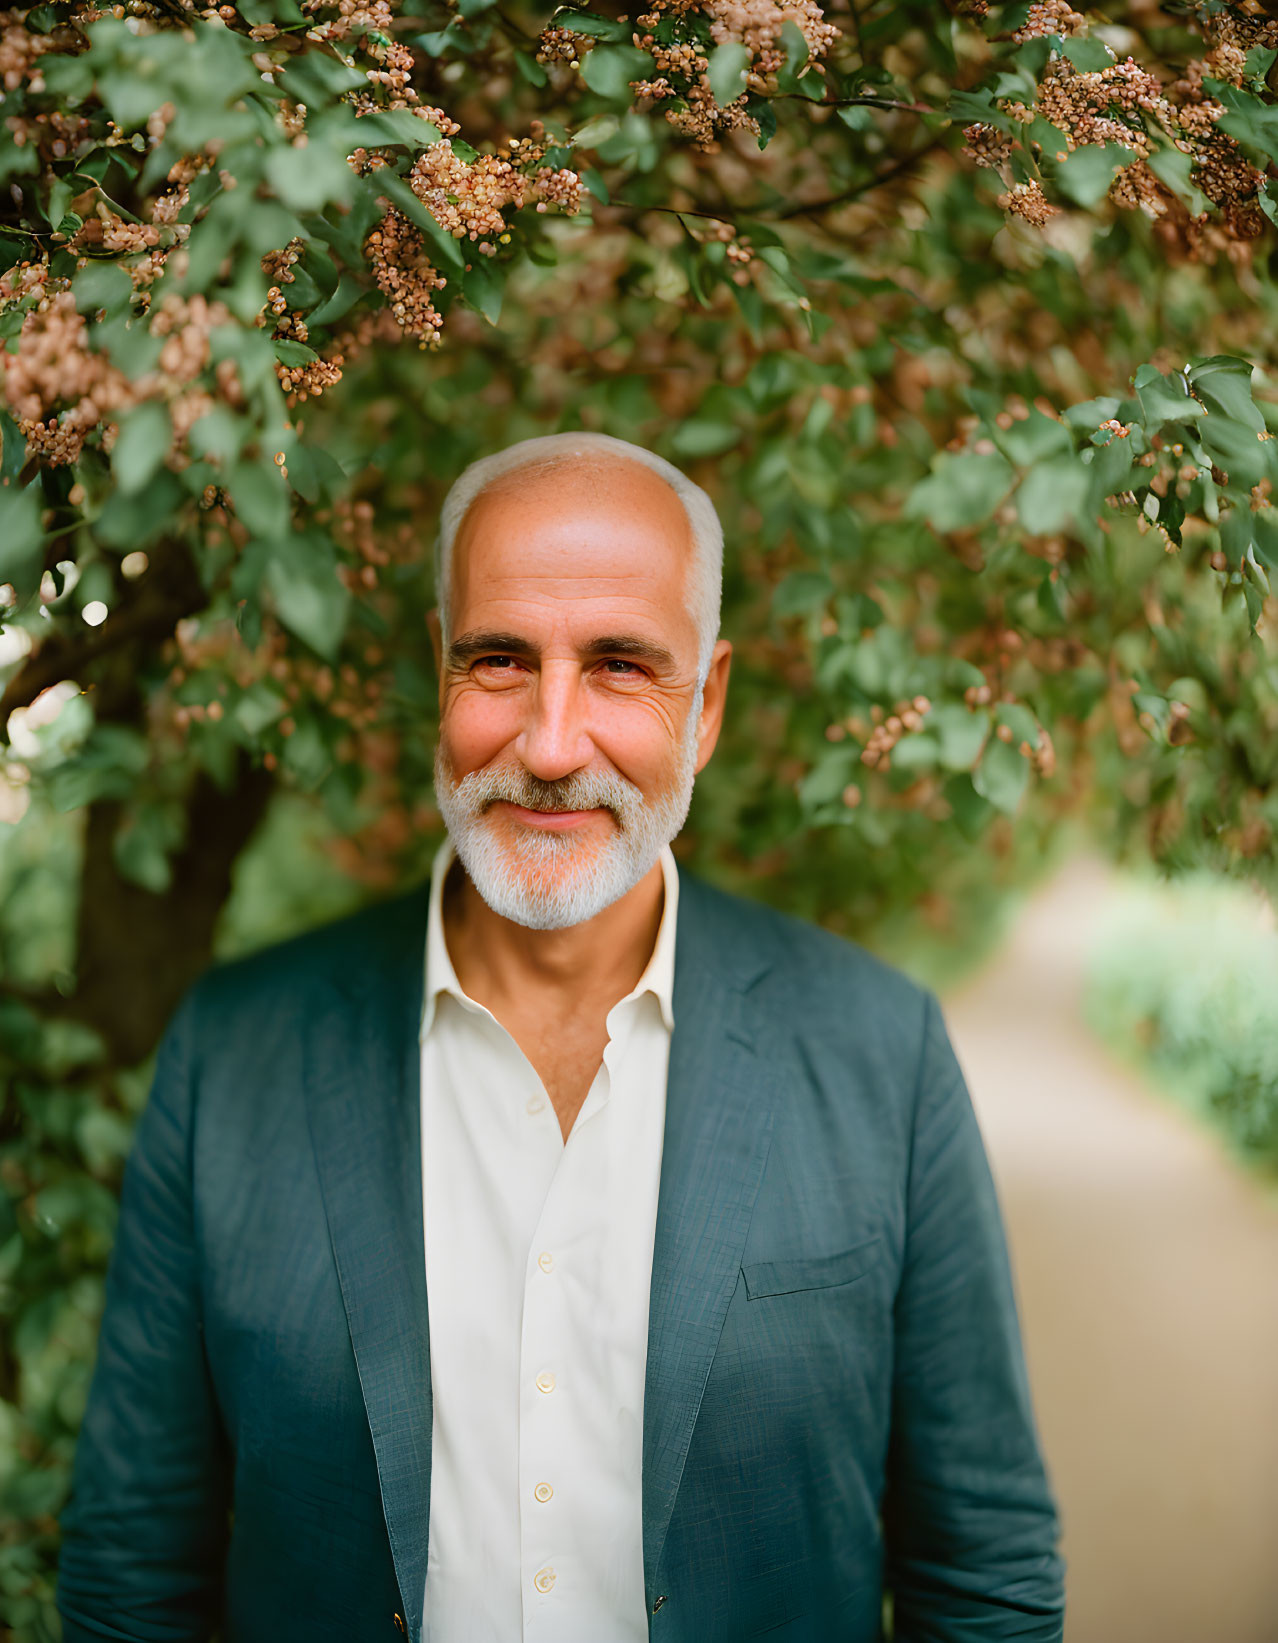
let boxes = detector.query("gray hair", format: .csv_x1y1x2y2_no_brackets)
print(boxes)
433,431,724,679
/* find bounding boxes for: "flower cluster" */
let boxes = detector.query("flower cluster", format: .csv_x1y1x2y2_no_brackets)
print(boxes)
0,14,51,93
628,0,840,151
1,279,131,465
704,0,839,87
536,25,590,69
363,205,448,349
1013,0,1085,42
983,6,1268,257
858,697,932,772
962,122,1012,169
0,252,240,466
998,180,1057,228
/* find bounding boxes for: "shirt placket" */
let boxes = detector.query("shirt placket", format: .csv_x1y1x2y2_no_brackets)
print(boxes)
516,1048,618,1640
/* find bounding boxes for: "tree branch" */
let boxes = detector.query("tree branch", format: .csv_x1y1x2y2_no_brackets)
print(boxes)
0,538,205,739
775,133,948,219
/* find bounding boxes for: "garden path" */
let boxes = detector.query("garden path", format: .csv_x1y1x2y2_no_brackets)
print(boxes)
941,854,1278,1643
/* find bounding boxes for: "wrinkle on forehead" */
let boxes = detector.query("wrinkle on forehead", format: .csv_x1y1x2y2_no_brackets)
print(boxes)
450,454,698,649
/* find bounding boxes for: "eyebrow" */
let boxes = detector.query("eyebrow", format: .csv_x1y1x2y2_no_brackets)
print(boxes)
447,630,677,671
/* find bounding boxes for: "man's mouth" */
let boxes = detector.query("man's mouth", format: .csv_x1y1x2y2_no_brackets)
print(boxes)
493,800,613,832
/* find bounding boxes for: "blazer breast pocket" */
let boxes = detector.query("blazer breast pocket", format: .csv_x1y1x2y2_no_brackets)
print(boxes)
741,1235,883,1300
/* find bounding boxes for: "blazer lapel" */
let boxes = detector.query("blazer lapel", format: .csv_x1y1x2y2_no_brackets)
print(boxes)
641,872,776,1600
302,886,433,1643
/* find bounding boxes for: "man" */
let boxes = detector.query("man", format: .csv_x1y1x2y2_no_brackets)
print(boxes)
56,432,1065,1643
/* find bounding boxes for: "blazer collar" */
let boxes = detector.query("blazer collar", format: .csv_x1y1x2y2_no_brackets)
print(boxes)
303,868,778,1637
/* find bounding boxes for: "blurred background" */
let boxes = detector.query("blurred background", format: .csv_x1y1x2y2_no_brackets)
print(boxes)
944,855,1278,1643
2,0,1278,1638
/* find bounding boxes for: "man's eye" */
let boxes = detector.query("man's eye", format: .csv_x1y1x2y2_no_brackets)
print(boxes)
602,658,641,676
478,655,517,669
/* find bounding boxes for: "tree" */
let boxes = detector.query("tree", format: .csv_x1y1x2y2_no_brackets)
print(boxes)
0,0,1276,1632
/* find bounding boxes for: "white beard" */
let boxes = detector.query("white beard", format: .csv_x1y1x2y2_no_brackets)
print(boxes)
434,689,702,931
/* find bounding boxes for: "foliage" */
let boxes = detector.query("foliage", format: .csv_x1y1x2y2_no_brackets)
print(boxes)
1084,872,1278,1172
1,0,1278,1633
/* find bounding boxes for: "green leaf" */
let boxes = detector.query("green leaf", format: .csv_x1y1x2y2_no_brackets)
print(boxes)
265,530,350,660
582,167,611,204
228,462,292,540
775,18,810,94
670,421,742,458
572,115,620,150
273,339,320,367
1,411,27,486
357,108,443,149
265,143,354,214
772,571,832,617
581,44,654,102
947,89,1012,130
906,451,1015,532
1060,37,1114,72
1133,364,1206,430
995,409,1072,465
708,42,750,108
1015,455,1091,533
112,401,171,495
307,272,366,328
994,701,1039,750
0,482,43,595
72,261,134,318
1187,356,1265,433
46,725,149,813
929,703,989,772
188,406,245,465
463,260,504,325
1146,144,1211,216
1053,142,1138,207
1064,396,1121,430
972,736,1030,814
558,9,631,40
94,472,184,550
1219,509,1253,569
114,801,183,893
514,50,549,86
1212,82,1278,166
1085,433,1135,500
1252,510,1278,572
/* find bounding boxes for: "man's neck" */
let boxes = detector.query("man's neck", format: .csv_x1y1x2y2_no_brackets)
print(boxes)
442,853,667,1026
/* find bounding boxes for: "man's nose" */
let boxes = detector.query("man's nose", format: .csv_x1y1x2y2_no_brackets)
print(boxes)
514,665,595,783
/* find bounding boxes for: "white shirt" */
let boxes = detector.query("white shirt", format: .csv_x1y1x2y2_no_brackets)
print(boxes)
418,838,678,1643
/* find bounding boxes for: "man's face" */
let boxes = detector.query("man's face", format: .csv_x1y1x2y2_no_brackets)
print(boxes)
432,456,727,930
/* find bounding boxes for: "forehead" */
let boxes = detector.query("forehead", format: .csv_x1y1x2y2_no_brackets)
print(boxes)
449,457,698,642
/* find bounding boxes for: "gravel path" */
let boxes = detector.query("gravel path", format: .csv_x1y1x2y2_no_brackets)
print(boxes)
941,855,1278,1643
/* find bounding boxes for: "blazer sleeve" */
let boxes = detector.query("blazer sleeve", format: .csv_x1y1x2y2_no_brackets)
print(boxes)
881,992,1065,1641
56,984,231,1643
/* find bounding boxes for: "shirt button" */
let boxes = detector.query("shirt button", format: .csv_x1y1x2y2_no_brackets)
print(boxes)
533,1566,556,1594
537,1251,554,1273
526,1096,545,1115
535,1371,556,1394
533,1481,553,1503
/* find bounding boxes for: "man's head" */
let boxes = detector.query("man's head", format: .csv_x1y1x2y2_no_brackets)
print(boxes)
430,432,732,931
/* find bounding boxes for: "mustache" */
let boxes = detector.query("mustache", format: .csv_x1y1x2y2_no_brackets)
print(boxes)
449,762,636,821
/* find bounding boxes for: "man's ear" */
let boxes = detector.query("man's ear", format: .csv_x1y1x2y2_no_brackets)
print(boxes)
427,607,443,671
693,638,733,775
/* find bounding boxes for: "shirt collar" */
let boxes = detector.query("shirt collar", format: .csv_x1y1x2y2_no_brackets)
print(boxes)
421,835,679,1039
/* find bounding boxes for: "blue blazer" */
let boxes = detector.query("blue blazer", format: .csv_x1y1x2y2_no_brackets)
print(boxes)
57,868,1064,1643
